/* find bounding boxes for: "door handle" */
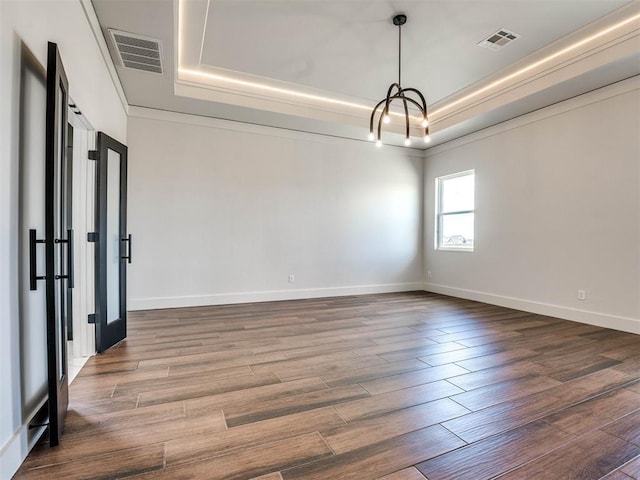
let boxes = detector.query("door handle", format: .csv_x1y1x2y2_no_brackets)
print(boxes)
67,229,74,288
121,234,132,264
29,229,46,290
54,229,74,288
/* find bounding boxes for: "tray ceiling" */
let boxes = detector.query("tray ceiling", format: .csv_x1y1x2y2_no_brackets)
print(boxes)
92,0,640,147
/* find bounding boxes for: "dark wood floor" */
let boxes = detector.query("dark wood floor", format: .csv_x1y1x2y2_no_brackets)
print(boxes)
14,291,640,480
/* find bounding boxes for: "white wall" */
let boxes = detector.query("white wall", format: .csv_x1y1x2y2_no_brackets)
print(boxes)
0,1,127,477
127,109,424,310
424,78,640,334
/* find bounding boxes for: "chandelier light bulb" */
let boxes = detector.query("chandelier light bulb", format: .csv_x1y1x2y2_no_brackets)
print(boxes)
383,114,390,124
376,139,383,147
404,138,411,146
424,134,431,144
421,118,429,128
368,132,375,141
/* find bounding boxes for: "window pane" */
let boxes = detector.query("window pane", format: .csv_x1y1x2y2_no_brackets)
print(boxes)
441,174,474,213
441,213,474,248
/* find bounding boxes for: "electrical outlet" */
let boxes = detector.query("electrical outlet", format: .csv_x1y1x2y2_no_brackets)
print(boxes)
288,274,295,284
577,289,586,301
427,271,432,279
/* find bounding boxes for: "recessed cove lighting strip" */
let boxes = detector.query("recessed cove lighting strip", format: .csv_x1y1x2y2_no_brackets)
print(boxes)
176,0,640,124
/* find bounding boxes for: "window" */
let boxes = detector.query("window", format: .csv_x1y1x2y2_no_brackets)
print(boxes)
436,170,475,251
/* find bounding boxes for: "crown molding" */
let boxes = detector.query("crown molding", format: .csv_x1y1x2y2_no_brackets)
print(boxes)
128,105,424,157
424,75,640,158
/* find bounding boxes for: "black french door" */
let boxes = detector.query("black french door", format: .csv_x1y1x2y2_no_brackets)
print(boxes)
94,132,129,353
44,42,72,447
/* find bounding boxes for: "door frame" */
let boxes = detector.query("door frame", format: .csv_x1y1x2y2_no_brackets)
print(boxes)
68,104,97,378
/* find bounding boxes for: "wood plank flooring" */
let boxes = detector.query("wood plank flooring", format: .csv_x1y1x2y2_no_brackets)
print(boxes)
14,291,640,480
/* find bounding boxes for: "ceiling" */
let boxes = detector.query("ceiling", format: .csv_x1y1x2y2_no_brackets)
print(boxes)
92,0,640,148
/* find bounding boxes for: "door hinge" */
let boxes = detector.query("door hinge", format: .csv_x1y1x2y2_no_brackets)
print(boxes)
88,150,98,160
88,313,96,324
87,232,97,242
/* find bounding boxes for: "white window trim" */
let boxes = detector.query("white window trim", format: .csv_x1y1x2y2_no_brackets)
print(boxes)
435,169,475,252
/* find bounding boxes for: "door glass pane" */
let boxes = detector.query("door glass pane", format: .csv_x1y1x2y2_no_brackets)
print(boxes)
55,82,65,379
20,54,48,410
106,148,121,324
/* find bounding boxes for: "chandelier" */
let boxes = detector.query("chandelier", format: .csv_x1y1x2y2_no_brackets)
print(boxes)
369,14,430,147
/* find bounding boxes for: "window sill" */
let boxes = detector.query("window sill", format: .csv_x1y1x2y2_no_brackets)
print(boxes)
436,246,474,252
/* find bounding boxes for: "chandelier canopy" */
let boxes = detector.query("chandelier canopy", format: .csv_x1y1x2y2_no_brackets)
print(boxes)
369,14,430,147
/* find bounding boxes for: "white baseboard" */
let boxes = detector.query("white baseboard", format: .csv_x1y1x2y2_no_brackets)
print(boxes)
129,282,425,311
0,428,25,480
69,354,91,384
424,282,640,335
0,421,46,480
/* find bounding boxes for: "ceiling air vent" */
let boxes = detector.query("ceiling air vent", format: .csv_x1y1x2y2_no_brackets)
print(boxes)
477,28,520,51
108,29,163,74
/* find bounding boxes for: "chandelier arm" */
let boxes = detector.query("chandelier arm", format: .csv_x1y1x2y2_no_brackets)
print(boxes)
377,107,384,141
387,83,402,97
401,87,428,114
383,83,401,117
381,95,425,124
382,94,423,120
396,96,426,117
369,98,388,134
401,96,410,140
